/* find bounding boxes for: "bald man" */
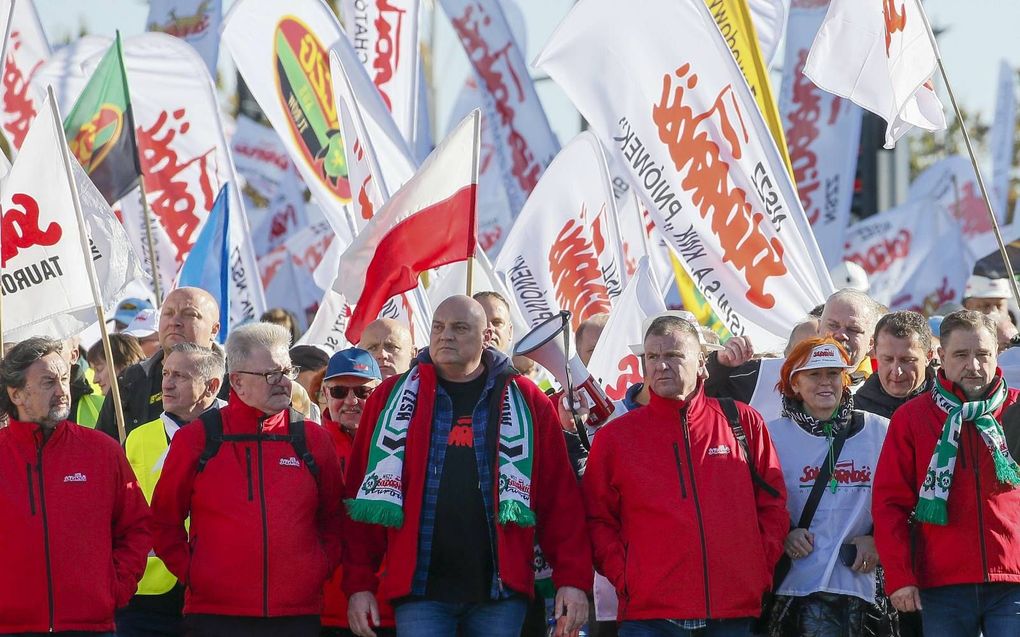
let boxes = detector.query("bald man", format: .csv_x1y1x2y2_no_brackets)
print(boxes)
359,318,416,379
343,296,592,637
97,288,222,439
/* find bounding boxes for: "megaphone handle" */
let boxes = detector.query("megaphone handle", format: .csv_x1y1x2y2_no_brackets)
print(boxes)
559,311,591,451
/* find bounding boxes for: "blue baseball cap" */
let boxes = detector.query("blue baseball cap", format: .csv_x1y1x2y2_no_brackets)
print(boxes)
114,297,153,327
324,348,381,382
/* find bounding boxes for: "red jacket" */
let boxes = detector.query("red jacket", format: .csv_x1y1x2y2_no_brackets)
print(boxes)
151,390,344,617
0,419,150,633
874,374,1020,593
321,415,394,628
582,386,788,621
341,361,593,602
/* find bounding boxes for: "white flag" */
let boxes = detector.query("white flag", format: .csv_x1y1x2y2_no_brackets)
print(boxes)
440,0,558,217
338,0,420,150
260,220,337,327
803,0,946,148
495,132,625,332
537,0,833,352
747,0,788,68
223,0,353,218
587,257,665,402
146,0,222,75
0,0,49,154
779,0,863,264
990,60,1016,224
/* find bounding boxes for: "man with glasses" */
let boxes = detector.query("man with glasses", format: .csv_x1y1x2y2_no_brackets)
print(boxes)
319,348,395,636
151,323,344,636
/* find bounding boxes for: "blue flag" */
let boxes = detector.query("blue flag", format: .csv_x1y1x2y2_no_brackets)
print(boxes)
178,183,231,343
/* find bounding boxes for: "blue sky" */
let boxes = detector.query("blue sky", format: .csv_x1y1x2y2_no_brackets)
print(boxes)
34,0,1018,145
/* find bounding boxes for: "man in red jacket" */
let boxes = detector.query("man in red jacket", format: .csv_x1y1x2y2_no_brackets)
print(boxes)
343,295,592,637
151,322,344,636
0,336,150,635
874,309,1020,636
582,315,788,636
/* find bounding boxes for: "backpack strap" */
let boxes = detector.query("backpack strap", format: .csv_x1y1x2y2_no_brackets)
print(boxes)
287,408,319,478
197,408,224,473
719,398,780,499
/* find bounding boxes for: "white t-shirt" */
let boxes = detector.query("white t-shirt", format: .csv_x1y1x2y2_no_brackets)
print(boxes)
769,411,889,602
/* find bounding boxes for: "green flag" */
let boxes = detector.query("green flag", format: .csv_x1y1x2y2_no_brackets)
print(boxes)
63,32,141,205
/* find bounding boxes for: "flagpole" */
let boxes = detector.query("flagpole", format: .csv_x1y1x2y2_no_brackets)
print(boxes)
138,183,164,307
916,1,1020,309
0,0,16,344
466,109,481,297
47,86,128,443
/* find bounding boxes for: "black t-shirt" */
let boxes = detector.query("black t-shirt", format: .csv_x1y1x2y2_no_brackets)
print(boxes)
426,371,493,602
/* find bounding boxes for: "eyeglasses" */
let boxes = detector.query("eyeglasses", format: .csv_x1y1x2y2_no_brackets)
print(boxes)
234,367,299,385
326,385,374,400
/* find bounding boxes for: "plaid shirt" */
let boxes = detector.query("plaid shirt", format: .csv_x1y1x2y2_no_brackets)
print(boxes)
411,353,514,600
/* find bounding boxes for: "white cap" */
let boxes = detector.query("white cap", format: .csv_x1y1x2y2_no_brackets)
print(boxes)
964,274,1010,300
789,343,853,381
829,261,870,293
629,310,723,355
122,308,157,338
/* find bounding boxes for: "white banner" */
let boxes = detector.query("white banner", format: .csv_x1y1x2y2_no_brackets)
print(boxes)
779,1,862,265
1,94,98,335
990,59,1016,224
146,0,222,75
587,257,666,402
231,115,309,259
223,0,354,220
537,0,833,351
440,0,558,217
339,0,420,150
747,0,788,68
0,0,49,153
495,132,624,332
842,198,967,314
260,219,336,327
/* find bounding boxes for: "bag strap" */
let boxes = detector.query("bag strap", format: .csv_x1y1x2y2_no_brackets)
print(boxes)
196,408,224,473
195,407,318,477
288,408,319,478
772,410,860,589
719,398,780,498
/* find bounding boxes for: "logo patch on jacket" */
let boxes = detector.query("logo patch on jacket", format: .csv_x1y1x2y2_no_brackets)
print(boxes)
63,472,87,482
279,457,301,467
707,444,731,456
448,417,474,448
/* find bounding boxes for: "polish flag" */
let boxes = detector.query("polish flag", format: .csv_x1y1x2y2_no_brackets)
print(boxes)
335,110,480,342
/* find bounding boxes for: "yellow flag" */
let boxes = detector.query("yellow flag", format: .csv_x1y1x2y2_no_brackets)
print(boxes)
706,0,794,179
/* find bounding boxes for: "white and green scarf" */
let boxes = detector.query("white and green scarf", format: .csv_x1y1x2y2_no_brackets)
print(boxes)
345,366,537,528
917,378,1020,525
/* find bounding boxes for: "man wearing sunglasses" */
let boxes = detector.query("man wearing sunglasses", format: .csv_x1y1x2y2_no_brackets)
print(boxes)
151,323,345,636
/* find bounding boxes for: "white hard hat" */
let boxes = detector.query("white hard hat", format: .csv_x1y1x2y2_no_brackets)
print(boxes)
829,261,870,293
963,274,1010,300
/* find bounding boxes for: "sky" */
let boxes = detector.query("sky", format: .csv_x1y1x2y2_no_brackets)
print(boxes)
31,0,1020,148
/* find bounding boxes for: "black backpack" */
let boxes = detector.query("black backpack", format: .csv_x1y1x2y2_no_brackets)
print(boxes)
718,398,780,498
195,407,319,477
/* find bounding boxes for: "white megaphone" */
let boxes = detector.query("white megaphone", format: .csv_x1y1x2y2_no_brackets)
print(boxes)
513,311,615,440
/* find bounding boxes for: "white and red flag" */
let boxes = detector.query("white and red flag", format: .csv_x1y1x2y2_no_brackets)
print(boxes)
803,0,946,148
495,132,625,332
0,0,49,154
537,0,832,352
586,257,665,402
334,110,480,342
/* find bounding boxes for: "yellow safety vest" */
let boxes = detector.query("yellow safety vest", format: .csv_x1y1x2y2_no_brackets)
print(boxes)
125,417,179,595
75,393,104,429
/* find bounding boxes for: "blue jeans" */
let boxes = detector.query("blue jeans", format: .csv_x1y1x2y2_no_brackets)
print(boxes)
394,597,528,637
920,583,1020,637
618,619,752,637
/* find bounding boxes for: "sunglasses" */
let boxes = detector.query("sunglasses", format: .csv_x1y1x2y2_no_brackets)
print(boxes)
326,385,374,400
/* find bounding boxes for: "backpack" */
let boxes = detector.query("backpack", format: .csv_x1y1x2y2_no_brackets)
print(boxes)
195,407,319,477
718,397,780,498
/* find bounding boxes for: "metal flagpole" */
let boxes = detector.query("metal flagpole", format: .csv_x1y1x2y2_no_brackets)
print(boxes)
916,0,1020,309
48,87,128,443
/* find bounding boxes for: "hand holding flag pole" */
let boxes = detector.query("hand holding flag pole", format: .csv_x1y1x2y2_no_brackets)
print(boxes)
48,86,128,443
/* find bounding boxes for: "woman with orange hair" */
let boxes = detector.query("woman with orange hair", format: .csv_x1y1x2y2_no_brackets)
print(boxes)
766,337,896,636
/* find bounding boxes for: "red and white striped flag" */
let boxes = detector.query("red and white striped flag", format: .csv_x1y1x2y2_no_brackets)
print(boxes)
335,111,480,342
803,0,946,148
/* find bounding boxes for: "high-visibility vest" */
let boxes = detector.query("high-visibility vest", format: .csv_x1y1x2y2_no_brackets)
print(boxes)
74,393,104,429
124,416,179,595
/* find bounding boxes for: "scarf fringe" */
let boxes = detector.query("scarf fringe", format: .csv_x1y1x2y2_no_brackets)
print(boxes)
345,498,405,529
994,454,1020,486
498,500,536,527
914,498,949,526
